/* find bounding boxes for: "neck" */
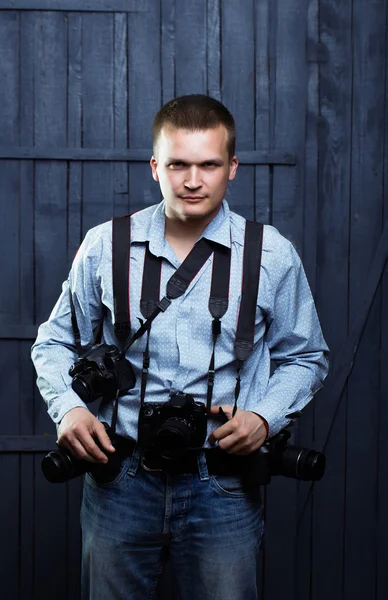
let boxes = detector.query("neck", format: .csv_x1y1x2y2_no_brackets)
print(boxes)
164,213,217,263
164,203,222,243
165,216,208,243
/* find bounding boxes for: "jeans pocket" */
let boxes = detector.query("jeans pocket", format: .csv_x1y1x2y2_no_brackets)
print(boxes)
86,456,129,487
210,474,249,498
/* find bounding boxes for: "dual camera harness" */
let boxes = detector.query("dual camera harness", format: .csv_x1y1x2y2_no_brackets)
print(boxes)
70,215,264,438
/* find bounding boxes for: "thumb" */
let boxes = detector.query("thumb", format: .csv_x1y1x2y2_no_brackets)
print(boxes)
94,421,115,453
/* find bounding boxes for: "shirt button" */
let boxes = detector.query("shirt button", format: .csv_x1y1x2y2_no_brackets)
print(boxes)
53,412,58,418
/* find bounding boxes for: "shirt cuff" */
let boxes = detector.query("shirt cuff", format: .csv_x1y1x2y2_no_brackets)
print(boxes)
47,388,89,424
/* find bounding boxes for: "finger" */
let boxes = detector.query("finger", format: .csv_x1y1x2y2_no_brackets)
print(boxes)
208,419,236,444
225,432,268,456
223,439,254,455
62,437,102,464
79,432,109,463
217,431,242,452
94,423,116,454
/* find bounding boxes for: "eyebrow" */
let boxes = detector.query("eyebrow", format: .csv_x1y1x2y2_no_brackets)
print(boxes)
166,158,224,165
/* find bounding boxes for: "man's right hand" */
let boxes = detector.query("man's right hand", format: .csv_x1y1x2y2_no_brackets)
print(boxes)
57,407,116,464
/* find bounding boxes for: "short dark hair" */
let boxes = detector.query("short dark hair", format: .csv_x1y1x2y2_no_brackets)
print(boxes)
152,94,236,158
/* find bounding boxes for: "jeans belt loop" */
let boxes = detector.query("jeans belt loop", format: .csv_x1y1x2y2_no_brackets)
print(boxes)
197,451,210,481
127,446,142,477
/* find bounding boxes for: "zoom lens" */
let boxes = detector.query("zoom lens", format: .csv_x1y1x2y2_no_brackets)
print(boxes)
279,446,326,481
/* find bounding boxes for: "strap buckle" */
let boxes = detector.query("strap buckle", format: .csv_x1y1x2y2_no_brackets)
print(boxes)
140,451,163,473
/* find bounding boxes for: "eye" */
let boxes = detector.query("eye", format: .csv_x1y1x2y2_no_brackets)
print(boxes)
169,161,186,169
203,162,218,168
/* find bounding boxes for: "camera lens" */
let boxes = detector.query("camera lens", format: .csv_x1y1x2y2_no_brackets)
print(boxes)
41,448,91,483
279,446,326,481
154,418,193,459
71,367,112,404
71,375,93,403
41,450,75,483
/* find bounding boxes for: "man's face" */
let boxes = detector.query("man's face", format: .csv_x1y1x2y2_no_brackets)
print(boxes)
150,125,238,225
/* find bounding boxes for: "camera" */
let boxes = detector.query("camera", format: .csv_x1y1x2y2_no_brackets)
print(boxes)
41,422,122,483
69,343,136,404
251,429,326,485
138,392,207,459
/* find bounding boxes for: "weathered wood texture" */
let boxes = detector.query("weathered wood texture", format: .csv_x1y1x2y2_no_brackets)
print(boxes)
0,1,386,599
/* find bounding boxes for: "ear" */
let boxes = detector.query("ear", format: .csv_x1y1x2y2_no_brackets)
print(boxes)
150,156,159,182
228,155,239,181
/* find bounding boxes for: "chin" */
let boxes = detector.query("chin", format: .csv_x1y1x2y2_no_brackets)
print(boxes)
180,201,220,219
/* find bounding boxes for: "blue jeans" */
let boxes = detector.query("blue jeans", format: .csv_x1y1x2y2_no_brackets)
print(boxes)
81,449,264,600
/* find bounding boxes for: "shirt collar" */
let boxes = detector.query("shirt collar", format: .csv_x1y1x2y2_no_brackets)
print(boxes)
199,200,231,248
130,199,231,256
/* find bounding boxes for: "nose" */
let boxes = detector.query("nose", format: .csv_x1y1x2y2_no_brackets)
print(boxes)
184,166,202,190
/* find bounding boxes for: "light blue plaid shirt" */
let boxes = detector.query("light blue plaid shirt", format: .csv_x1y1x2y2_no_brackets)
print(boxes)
31,200,329,444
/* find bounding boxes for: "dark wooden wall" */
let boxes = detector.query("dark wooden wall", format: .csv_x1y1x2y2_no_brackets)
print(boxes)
0,1,387,599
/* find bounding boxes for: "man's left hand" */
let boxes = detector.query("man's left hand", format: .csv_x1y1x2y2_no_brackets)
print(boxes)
208,405,268,455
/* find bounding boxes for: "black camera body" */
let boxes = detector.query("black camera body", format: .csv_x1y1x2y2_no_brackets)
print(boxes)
69,343,136,404
41,422,122,483
138,392,207,459
249,429,326,485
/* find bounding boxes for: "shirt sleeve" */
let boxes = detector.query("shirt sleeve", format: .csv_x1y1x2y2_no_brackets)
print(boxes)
31,227,105,424
257,236,329,437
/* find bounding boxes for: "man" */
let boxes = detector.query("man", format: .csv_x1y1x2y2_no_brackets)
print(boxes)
32,94,328,600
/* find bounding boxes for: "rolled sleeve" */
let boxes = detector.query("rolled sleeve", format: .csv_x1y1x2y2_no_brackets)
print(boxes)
258,239,329,437
31,227,105,424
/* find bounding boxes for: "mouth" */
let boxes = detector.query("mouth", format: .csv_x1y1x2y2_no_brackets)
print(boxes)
179,195,206,202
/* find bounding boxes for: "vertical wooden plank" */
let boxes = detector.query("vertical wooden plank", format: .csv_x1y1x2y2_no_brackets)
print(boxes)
377,10,388,599
67,12,83,268
175,0,206,96
254,0,271,225
128,0,162,213
345,2,386,599
0,11,20,600
221,0,255,220
19,161,36,600
33,11,68,600
81,12,114,231
0,11,19,145
82,12,114,233
34,11,68,320
161,0,175,105
113,13,129,217
271,0,307,252
207,0,221,101
18,11,37,600
263,2,307,599
303,0,320,293
313,1,353,599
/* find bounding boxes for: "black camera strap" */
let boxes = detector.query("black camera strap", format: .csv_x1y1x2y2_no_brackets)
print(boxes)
232,220,264,415
138,245,161,411
206,243,231,410
69,291,83,356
